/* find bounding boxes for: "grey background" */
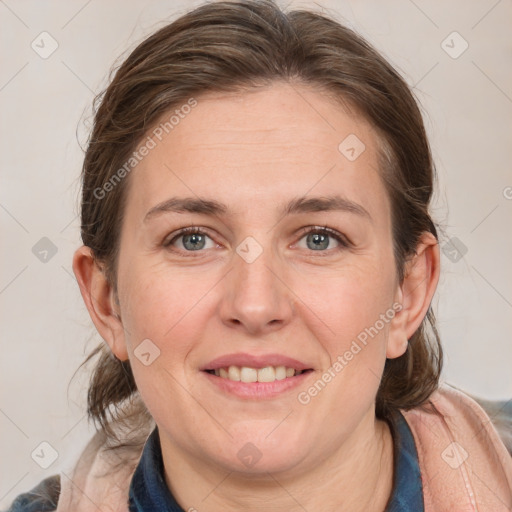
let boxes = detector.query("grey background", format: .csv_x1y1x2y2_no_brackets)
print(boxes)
1,0,511,506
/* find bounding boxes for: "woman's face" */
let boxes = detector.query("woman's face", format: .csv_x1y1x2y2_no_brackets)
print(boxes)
112,82,406,473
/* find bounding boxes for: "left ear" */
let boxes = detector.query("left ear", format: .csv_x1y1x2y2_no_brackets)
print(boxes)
386,231,440,359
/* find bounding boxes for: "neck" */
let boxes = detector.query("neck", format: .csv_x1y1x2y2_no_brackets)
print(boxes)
159,412,394,512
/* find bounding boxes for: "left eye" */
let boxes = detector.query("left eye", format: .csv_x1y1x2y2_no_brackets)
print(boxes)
296,227,347,251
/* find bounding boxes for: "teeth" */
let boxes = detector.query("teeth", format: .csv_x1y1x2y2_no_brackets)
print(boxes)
211,365,304,383
228,365,240,381
240,367,258,383
257,366,275,383
275,366,286,380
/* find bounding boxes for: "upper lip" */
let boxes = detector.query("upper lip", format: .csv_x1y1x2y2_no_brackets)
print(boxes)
201,353,312,371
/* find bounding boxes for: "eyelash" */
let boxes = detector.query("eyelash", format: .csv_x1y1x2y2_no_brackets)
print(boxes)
163,225,351,256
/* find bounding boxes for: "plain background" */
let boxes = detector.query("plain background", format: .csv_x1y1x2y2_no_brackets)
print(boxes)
1,0,511,507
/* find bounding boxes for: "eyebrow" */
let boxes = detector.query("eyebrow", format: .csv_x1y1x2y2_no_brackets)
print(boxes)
144,195,372,223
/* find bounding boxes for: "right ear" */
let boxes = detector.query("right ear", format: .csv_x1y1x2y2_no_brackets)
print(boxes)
72,246,128,361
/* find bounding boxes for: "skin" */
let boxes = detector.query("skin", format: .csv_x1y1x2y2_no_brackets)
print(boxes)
73,81,440,511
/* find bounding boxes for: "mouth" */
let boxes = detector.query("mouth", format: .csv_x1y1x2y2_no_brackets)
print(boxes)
204,365,314,383
200,353,314,398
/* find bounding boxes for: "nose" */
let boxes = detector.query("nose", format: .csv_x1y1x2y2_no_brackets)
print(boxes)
219,243,294,336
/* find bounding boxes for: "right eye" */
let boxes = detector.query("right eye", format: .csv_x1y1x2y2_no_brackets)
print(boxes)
164,227,217,253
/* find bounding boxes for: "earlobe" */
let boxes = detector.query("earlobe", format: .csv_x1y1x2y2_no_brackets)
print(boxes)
386,232,440,359
72,246,129,361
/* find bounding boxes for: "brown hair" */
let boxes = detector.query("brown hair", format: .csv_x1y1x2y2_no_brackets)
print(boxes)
78,0,442,444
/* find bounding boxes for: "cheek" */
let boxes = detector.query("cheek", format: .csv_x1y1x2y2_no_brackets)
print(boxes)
300,258,395,339
118,268,213,424
293,259,395,401
119,262,221,373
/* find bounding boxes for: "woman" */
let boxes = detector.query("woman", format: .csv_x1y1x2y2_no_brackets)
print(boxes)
7,1,512,511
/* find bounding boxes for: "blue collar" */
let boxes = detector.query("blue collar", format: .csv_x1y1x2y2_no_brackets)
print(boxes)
384,410,424,511
129,411,423,511
128,426,181,512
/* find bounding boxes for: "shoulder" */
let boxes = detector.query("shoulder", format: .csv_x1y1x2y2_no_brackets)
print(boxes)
400,383,512,511
5,474,60,512
465,392,512,456
421,383,511,454
402,383,512,456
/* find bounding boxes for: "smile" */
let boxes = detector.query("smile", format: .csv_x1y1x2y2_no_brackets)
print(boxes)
201,353,314,398
205,365,310,383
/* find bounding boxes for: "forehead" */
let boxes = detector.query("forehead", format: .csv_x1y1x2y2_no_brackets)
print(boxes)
125,82,390,225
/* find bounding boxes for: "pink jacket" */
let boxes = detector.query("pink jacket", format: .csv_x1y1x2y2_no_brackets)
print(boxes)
55,384,512,511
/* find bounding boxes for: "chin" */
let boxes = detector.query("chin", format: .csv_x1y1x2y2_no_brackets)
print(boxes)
212,431,310,475
227,451,306,476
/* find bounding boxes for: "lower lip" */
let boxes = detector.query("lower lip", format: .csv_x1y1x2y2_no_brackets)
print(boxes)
202,370,313,399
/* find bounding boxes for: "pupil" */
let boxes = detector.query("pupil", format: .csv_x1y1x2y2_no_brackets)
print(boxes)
184,233,205,250
308,233,329,251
